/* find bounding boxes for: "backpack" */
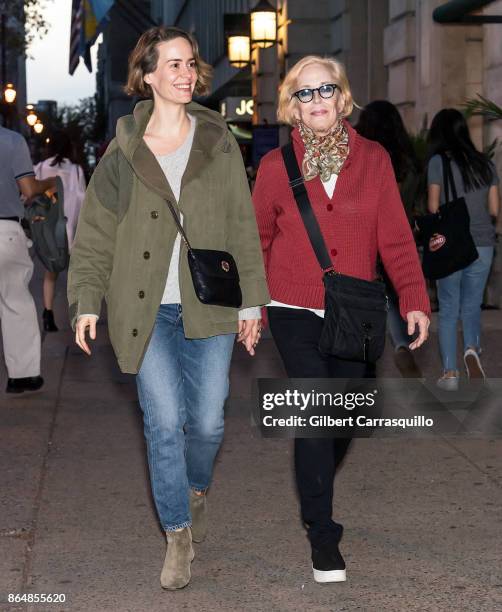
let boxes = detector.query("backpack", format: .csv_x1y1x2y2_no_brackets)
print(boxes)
25,177,69,273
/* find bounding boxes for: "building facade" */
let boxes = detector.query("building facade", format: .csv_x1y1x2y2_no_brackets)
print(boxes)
96,0,154,139
98,0,502,164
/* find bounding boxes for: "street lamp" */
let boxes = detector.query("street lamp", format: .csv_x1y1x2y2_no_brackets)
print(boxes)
4,82,16,104
26,105,38,127
250,0,277,48
228,35,251,68
33,120,44,134
225,2,279,68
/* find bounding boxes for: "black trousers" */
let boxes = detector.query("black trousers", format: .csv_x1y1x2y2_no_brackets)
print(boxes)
268,306,375,549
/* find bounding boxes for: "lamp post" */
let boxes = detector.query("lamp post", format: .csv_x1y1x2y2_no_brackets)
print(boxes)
228,35,251,68
250,0,278,48
4,82,16,103
26,104,38,127
224,1,285,125
1,13,18,128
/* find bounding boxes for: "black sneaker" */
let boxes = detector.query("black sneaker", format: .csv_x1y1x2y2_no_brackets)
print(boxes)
393,346,422,378
6,376,44,394
312,544,346,583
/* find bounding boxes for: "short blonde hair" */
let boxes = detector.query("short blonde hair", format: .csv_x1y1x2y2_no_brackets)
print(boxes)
277,55,354,125
125,26,213,98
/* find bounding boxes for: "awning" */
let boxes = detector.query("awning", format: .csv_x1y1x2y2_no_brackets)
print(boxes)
433,0,502,23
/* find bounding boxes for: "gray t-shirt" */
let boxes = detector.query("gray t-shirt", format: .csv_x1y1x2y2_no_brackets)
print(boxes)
0,126,35,217
427,154,499,246
157,114,197,305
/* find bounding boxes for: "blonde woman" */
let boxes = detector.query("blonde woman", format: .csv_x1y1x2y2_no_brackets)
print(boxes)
68,26,269,590
253,56,430,583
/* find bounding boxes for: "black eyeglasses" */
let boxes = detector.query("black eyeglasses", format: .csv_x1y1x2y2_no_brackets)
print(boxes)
291,83,340,104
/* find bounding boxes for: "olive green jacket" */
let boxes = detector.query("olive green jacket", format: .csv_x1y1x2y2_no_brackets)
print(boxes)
67,100,269,374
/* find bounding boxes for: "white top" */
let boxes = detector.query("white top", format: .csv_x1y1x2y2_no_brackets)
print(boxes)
268,174,338,318
35,156,86,249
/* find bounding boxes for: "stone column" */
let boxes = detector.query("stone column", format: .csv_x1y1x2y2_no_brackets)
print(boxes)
329,0,388,116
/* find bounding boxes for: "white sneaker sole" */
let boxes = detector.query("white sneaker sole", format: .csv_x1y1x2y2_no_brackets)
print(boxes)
464,351,485,379
436,377,459,391
312,566,346,583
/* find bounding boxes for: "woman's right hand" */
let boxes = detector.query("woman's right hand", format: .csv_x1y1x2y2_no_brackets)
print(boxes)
75,315,98,355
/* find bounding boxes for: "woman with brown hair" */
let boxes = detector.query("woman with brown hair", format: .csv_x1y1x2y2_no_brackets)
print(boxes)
253,56,430,583
68,26,269,590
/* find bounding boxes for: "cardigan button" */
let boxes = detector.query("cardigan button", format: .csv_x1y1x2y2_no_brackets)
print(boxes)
132,329,138,337
151,210,159,219
143,251,150,259
327,204,333,211
331,248,337,256
138,290,145,299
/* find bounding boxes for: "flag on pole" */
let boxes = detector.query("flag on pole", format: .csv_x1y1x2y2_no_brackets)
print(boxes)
69,0,115,75
69,0,83,75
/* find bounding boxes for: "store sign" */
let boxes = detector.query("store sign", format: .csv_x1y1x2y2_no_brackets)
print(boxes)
220,97,254,121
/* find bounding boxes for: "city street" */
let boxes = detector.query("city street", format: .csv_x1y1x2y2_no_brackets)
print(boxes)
1,260,502,612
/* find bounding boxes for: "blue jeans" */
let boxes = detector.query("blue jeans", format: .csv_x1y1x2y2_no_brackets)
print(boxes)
437,247,494,371
136,304,235,531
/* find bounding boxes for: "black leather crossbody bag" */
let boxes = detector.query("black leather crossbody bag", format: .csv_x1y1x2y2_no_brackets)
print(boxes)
281,144,388,363
164,199,242,308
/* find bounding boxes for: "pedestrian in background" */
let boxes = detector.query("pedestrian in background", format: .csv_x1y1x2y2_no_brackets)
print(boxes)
0,125,56,393
35,131,86,332
355,100,424,378
68,26,269,590
253,55,430,584
427,108,500,390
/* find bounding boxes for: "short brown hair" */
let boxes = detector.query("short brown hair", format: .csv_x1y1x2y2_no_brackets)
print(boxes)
277,55,355,125
125,26,213,98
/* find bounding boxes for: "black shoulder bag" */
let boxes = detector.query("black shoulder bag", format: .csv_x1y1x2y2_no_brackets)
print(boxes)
164,199,242,308
415,154,478,280
281,143,388,363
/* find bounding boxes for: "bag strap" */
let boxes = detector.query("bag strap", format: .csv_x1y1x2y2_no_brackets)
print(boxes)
281,143,333,272
54,177,67,249
440,153,458,203
163,198,193,252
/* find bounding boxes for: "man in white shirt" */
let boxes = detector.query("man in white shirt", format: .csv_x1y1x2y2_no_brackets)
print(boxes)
0,125,55,393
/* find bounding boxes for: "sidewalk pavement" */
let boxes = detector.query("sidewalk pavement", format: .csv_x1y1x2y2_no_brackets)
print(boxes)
1,259,501,612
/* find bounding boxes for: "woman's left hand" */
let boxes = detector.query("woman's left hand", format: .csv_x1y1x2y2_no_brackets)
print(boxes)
406,311,430,350
237,318,262,356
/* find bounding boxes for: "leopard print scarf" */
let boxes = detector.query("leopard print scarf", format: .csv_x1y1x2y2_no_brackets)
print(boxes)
297,119,350,182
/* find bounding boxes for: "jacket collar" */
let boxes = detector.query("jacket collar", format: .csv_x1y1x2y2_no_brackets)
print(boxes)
291,118,359,170
115,99,231,203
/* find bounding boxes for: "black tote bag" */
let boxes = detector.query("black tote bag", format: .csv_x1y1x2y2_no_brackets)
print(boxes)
416,154,478,280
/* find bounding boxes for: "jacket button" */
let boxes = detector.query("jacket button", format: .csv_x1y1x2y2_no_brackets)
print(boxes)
151,211,159,219
331,248,337,256
143,251,150,259
132,329,138,337
138,290,145,299
327,204,333,211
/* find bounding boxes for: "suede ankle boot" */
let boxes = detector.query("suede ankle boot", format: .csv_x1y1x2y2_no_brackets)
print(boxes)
189,490,207,543
161,527,194,590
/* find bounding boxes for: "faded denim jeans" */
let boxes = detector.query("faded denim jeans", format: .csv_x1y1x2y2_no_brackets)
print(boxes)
136,304,235,531
437,246,494,371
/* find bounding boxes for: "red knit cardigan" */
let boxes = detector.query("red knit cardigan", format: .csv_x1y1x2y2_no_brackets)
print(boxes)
252,121,431,319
